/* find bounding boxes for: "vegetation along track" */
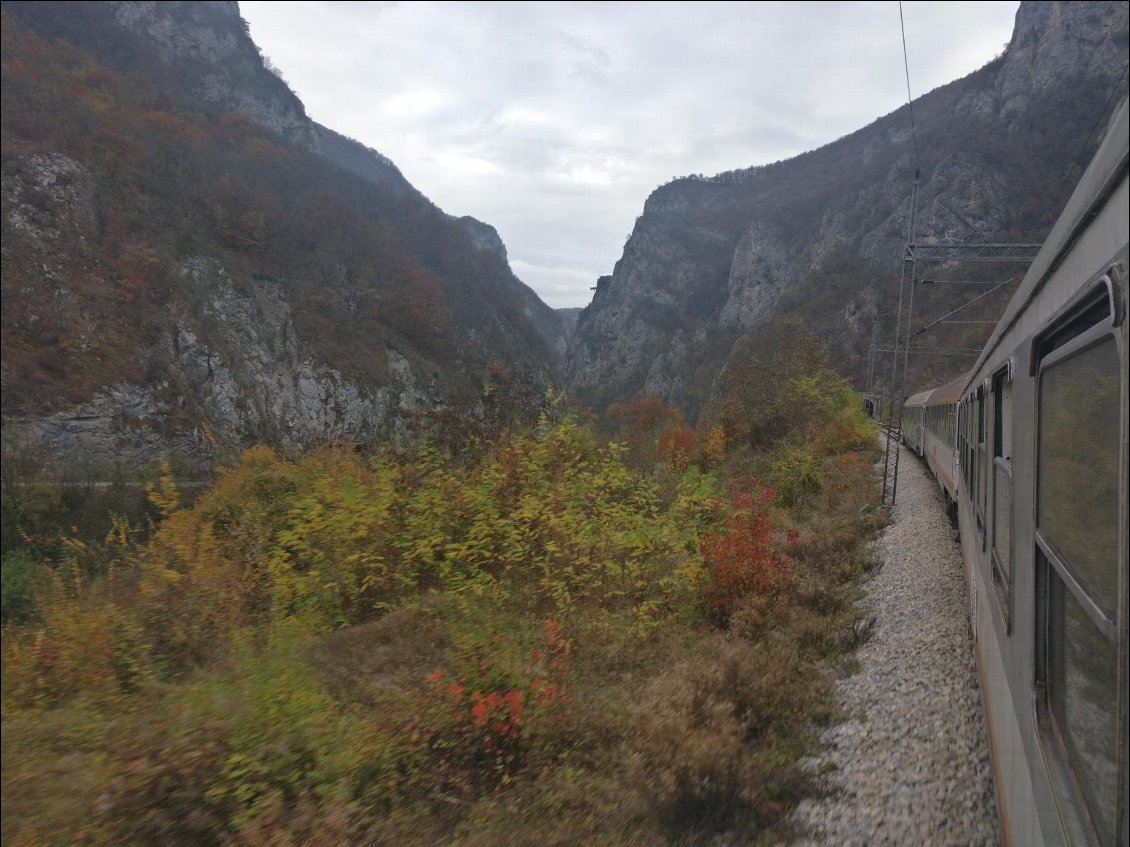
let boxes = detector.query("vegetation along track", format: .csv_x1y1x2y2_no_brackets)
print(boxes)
791,443,998,845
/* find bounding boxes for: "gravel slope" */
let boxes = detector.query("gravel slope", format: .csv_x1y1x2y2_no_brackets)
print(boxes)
790,447,999,846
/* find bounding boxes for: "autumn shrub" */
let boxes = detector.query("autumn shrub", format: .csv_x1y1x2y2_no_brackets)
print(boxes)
657,424,696,473
718,318,875,456
91,704,235,846
422,605,575,788
1,403,884,845
268,449,422,629
204,641,348,828
1,549,41,624
700,480,791,628
137,447,317,674
425,671,570,787
778,450,884,658
3,564,149,706
438,418,703,624
626,636,822,836
607,394,684,470
698,422,727,467
764,443,826,509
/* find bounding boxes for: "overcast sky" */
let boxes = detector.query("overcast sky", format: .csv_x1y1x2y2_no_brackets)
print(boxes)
240,1,1019,308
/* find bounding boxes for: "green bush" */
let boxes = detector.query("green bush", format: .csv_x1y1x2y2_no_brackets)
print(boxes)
1,549,42,624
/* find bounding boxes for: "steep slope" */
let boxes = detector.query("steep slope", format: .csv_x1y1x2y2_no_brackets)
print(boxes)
1,0,567,472
567,0,1129,415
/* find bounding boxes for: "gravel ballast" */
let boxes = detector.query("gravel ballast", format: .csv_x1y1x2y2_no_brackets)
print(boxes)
791,446,999,846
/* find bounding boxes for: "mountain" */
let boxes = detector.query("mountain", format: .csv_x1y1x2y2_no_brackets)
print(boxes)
1,0,568,473
566,0,1129,417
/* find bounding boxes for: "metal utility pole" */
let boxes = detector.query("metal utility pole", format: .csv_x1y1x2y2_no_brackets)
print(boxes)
879,176,920,507
865,319,880,399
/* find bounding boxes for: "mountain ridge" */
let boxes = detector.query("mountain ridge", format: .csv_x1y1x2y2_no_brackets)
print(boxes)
1,0,568,472
565,0,1129,417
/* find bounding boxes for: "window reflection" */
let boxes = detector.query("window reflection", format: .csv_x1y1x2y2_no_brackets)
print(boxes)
1038,338,1120,613
1050,575,1118,846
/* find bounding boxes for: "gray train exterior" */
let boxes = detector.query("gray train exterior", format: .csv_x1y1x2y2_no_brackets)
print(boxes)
921,372,965,510
946,98,1128,847
903,389,930,457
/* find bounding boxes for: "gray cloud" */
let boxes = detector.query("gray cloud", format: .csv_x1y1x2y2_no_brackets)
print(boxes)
241,1,1018,307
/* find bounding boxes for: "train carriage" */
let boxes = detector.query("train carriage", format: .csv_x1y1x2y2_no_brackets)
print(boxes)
921,371,965,513
903,388,931,456
910,97,1128,846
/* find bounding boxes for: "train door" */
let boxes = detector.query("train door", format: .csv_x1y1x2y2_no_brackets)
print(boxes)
975,385,987,548
990,363,1013,632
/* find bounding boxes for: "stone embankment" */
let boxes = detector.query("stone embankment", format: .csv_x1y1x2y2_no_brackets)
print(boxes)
792,446,999,845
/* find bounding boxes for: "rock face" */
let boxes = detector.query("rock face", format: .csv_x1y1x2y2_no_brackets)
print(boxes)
2,154,98,245
171,258,439,447
567,0,1129,417
1,0,568,471
110,0,319,149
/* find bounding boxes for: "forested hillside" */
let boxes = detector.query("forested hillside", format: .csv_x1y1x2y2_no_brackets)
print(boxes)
1,1,566,474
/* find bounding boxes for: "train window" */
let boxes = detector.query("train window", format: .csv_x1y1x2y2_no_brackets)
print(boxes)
1039,337,1120,613
1036,327,1122,847
991,368,1013,630
969,395,978,520
958,401,967,491
975,386,987,544
966,398,975,496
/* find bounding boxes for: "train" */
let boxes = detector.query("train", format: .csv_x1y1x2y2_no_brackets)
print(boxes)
902,371,965,517
900,95,1128,847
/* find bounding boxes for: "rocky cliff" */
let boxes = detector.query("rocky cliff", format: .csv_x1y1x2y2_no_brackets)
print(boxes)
1,0,568,472
567,0,1129,416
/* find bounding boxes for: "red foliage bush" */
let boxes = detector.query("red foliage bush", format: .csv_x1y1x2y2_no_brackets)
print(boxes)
700,480,791,628
425,619,571,782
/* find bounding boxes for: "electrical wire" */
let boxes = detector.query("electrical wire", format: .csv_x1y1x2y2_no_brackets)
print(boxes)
898,1,921,179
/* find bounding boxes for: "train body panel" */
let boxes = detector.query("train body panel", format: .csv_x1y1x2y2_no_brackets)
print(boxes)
903,388,931,456
906,98,1128,846
973,566,1044,847
922,372,965,508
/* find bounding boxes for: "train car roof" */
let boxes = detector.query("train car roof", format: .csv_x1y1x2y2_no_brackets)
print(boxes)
904,388,933,408
962,96,1130,396
925,370,970,406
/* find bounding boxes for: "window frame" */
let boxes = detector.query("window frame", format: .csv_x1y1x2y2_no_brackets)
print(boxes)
1035,326,1120,640
991,363,1014,633
1032,279,1125,847
975,384,987,548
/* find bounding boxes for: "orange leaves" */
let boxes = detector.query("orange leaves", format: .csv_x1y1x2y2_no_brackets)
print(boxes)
608,394,684,469
142,110,207,146
542,618,561,646
658,424,696,473
699,423,727,467
700,479,791,628
422,618,572,781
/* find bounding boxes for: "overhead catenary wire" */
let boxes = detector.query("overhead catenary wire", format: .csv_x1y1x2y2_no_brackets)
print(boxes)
912,279,1012,337
898,1,921,179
